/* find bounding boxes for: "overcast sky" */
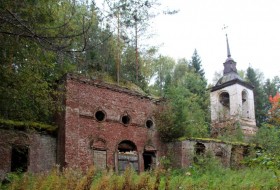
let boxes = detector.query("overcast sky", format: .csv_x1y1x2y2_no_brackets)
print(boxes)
145,0,280,83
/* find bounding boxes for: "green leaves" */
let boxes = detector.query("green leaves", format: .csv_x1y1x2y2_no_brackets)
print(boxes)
0,1,101,123
246,150,280,171
154,51,210,141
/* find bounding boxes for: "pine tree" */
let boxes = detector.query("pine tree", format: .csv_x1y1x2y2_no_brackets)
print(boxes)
245,67,267,126
189,49,205,79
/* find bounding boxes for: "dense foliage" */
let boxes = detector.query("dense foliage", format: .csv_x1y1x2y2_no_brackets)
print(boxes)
0,0,96,123
2,163,280,190
153,51,210,141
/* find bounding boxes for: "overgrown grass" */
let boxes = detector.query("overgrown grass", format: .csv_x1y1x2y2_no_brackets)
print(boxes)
1,163,279,190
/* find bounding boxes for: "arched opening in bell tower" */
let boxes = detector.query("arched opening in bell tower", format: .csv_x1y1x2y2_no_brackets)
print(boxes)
242,90,249,118
219,91,230,120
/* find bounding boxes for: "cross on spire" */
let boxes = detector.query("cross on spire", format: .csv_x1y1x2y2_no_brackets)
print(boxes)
221,25,237,75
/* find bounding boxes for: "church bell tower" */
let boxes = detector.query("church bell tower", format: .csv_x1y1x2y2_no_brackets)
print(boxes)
210,34,257,138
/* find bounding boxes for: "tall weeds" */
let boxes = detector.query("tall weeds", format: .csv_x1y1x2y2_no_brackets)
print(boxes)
1,164,279,190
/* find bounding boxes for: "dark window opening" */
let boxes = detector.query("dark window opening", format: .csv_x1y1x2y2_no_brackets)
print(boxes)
11,146,29,172
143,152,155,171
243,147,249,157
95,110,106,122
195,142,206,155
230,147,236,166
215,151,223,157
242,90,249,118
146,120,154,128
194,142,206,163
242,90,247,103
219,92,230,108
121,115,131,125
215,146,225,159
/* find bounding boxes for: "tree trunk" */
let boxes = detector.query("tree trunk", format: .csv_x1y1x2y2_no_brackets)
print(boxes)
135,21,139,82
116,11,120,85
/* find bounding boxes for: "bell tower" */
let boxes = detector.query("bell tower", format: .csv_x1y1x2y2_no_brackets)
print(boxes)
210,34,257,138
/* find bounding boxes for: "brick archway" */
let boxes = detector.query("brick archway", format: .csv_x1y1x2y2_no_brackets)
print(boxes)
116,140,139,172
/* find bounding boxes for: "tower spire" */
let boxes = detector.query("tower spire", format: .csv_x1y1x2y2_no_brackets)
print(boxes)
226,34,231,58
215,25,243,86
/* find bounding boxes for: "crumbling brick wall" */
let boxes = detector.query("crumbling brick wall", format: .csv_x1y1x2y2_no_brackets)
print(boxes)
0,129,56,179
168,140,247,168
58,74,163,172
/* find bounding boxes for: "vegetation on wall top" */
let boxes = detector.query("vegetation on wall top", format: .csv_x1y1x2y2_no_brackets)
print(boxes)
0,118,57,134
179,137,252,147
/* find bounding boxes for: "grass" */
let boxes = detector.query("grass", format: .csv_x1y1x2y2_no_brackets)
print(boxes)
1,154,280,189
1,162,279,190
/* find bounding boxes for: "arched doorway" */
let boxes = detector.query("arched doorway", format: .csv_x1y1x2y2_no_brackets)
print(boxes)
242,90,249,118
117,140,138,172
90,138,107,170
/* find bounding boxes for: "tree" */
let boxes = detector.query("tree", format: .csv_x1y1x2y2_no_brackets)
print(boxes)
99,0,160,82
166,80,209,138
264,76,280,98
150,55,175,96
268,92,280,127
0,42,64,123
0,1,99,123
173,58,189,84
212,70,223,85
245,67,267,126
81,26,118,77
189,49,205,79
154,54,210,140
121,45,149,90
0,1,94,53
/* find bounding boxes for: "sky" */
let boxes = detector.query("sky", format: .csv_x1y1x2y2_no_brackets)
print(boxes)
145,0,280,83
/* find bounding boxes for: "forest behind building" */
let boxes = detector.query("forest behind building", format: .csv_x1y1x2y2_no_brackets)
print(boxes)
1,0,280,189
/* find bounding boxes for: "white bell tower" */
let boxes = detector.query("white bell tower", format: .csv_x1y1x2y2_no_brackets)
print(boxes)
210,34,257,138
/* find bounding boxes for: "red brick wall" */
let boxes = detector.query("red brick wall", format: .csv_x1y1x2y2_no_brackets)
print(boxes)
59,75,163,172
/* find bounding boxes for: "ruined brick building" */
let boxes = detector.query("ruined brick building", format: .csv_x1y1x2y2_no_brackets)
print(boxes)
0,74,165,178
0,123,57,179
56,74,164,172
0,35,257,178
